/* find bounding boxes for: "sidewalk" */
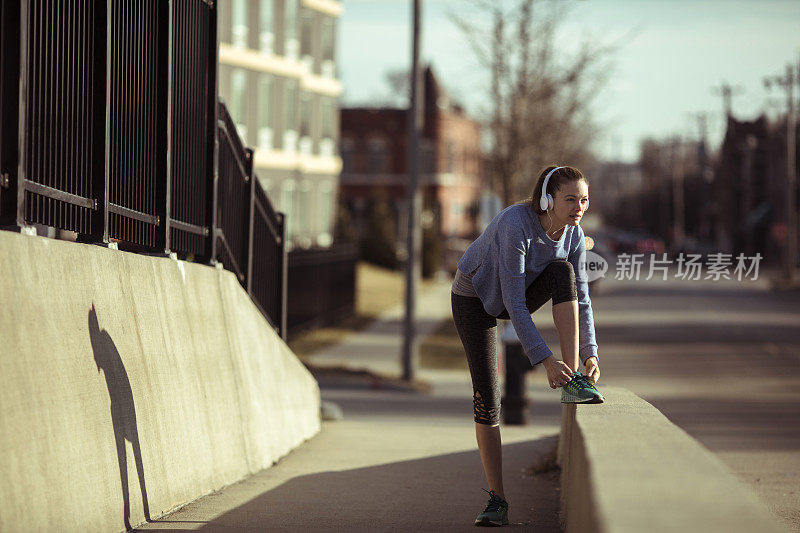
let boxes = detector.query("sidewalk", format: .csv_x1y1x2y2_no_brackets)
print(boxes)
136,280,565,532
303,278,456,381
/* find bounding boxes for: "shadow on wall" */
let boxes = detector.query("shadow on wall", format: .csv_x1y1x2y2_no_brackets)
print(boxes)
88,304,151,530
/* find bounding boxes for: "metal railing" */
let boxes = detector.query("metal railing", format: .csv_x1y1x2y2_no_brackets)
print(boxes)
216,104,252,282
287,243,358,339
14,0,104,237
0,0,288,338
215,101,289,335
107,0,168,249
170,0,216,260
250,170,288,337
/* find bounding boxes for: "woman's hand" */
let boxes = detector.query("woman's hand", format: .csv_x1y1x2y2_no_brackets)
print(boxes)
584,356,600,383
542,356,575,388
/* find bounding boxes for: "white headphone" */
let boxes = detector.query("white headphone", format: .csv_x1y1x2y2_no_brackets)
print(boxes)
539,166,565,212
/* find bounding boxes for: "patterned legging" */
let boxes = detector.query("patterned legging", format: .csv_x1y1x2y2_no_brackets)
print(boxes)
451,260,578,425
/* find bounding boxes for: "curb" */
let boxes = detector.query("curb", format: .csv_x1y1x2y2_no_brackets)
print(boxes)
557,386,785,533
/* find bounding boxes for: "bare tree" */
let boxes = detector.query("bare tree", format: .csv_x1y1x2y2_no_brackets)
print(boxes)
383,67,411,106
452,0,616,205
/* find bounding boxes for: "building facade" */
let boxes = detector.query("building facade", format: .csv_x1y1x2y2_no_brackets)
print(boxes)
218,0,342,249
340,67,484,273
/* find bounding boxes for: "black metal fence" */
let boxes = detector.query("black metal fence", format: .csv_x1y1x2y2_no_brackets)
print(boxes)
287,242,358,339
13,0,105,238
0,0,288,338
216,105,252,283
216,101,288,335
251,169,288,337
170,0,216,260
107,0,168,249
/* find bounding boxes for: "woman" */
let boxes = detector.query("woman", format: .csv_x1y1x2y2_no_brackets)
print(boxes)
451,165,603,527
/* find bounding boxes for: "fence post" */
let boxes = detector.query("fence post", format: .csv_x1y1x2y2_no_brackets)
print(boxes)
208,105,219,264
0,0,20,226
159,0,173,254
87,0,109,243
205,1,219,264
245,148,255,294
15,0,29,229
279,212,288,340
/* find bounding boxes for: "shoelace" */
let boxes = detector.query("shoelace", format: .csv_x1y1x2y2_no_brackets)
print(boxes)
574,373,596,390
481,488,506,512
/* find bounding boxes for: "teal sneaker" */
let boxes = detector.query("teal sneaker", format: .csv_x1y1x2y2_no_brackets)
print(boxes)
560,371,604,404
474,488,509,526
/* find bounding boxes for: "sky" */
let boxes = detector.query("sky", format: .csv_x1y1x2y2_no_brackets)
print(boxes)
338,0,800,162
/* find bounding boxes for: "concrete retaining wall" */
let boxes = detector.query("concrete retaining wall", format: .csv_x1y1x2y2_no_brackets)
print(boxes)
0,231,320,532
557,386,785,533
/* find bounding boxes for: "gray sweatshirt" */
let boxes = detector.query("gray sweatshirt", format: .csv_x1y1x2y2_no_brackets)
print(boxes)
456,203,598,366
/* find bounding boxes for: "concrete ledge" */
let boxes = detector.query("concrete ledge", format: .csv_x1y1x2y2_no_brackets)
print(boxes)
557,386,785,533
0,231,320,532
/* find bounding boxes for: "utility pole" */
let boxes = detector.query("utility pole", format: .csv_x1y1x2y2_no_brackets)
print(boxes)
764,62,798,284
402,0,422,381
671,137,685,251
692,112,714,242
693,112,709,168
740,134,758,255
710,84,743,252
713,82,743,120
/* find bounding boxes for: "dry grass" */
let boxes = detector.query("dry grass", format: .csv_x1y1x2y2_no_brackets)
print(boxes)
355,262,406,317
419,318,468,370
289,262,444,359
287,314,375,360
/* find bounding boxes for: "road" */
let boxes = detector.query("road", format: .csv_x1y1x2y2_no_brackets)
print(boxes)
530,269,800,531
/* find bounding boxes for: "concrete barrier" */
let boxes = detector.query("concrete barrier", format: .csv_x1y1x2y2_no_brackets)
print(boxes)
557,386,785,533
0,231,320,532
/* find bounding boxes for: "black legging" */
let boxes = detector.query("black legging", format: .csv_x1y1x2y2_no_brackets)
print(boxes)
451,259,578,425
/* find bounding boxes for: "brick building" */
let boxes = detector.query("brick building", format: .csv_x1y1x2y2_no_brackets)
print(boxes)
339,67,484,272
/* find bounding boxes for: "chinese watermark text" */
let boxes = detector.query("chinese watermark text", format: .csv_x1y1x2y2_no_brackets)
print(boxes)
613,253,762,281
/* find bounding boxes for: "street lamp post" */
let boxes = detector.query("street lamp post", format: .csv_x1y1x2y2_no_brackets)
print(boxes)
671,137,685,252
402,0,422,381
764,63,798,284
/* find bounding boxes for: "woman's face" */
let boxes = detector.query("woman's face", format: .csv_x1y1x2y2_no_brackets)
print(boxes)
551,179,589,228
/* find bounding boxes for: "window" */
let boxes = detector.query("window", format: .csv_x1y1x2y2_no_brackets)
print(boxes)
231,69,248,142
259,0,274,54
321,98,333,139
283,79,298,152
258,75,272,151
321,17,335,78
367,138,387,173
300,9,314,71
320,97,335,157
281,180,296,241
317,182,333,247
445,140,455,173
232,0,248,48
420,140,435,174
340,138,355,173
298,181,311,236
260,176,274,196
299,93,312,155
285,0,299,60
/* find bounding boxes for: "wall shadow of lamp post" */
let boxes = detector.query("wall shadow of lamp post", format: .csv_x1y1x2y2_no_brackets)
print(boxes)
88,305,150,530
